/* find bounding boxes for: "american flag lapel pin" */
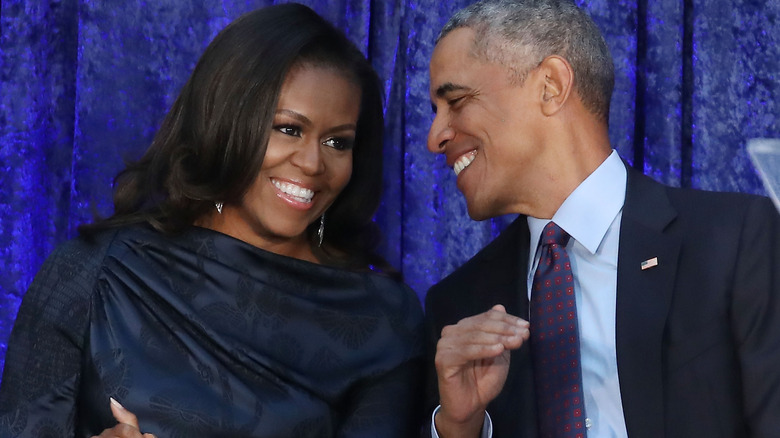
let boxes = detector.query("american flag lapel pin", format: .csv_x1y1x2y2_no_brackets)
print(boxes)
641,257,659,270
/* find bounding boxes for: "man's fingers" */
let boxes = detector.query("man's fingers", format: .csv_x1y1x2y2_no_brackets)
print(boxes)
440,307,529,345
491,304,507,313
438,337,504,360
435,305,530,376
440,327,526,353
463,305,529,331
436,327,528,373
110,398,141,430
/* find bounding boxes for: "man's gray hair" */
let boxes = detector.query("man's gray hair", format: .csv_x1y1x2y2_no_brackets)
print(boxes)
439,0,614,122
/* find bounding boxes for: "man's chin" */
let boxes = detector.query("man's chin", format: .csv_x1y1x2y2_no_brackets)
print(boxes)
464,195,512,221
465,203,493,222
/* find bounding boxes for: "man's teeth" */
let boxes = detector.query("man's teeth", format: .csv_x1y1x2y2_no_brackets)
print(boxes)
453,151,476,176
273,180,314,203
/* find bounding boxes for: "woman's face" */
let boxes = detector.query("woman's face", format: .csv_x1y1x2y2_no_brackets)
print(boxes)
216,65,360,260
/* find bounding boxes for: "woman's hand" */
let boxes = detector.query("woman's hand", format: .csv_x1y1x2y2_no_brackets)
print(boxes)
90,398,157,438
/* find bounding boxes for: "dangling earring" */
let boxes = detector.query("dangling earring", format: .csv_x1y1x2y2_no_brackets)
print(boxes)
317,214,325,247
215,202,223,214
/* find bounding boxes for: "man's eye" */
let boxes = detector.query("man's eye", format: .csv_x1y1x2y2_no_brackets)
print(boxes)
448,96,465,107
275,125,301,137
323,137,355,151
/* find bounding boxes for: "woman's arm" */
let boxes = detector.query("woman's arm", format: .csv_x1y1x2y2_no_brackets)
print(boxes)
337,358,425,438
0,237,105,437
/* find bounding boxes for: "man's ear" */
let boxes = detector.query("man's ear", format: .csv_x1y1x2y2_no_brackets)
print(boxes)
538,55,574,116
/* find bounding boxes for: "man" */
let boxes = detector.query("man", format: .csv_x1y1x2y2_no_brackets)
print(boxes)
423,0,780,437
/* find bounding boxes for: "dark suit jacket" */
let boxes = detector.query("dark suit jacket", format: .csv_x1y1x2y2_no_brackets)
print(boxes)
424,166,780,437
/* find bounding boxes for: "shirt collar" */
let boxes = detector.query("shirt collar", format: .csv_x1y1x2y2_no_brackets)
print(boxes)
528,150,626,255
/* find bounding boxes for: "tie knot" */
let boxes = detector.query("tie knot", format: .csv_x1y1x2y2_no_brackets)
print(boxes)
541,221,570,247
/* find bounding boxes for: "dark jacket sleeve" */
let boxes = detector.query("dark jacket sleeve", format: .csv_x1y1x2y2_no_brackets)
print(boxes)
730,196,780,437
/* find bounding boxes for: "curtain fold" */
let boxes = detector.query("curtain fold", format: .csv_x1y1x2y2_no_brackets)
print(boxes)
1,0,778,376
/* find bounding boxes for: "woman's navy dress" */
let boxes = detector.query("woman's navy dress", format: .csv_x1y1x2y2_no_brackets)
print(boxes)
0,225,424,437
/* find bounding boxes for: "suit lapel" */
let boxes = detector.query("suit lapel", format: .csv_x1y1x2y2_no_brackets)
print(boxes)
615,167,680,437
468,215,538,437
475,215,531,318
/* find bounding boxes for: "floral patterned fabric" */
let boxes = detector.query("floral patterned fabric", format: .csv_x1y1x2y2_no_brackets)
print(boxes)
0,225,424,437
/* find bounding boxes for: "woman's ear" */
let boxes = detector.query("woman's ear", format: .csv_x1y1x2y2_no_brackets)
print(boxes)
538,55,574,116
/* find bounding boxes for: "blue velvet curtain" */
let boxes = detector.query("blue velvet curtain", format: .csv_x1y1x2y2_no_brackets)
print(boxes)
0,0,777,377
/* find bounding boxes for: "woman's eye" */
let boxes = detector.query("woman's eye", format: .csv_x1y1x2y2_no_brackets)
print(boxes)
323,137,355,151
275,125,301,137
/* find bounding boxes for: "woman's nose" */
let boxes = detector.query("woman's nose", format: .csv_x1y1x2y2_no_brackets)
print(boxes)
291,140,325,175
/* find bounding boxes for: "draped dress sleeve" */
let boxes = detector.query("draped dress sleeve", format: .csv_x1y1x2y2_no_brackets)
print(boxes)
333,280,425,438
0,231,116,437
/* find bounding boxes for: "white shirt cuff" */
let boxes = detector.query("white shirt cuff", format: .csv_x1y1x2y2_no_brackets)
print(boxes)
430,405,493,438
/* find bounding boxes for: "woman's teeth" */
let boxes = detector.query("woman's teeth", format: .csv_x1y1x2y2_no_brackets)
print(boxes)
453,151,477,176
273,180,314,203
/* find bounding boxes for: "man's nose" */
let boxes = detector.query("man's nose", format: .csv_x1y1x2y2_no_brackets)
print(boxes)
427,113,454,154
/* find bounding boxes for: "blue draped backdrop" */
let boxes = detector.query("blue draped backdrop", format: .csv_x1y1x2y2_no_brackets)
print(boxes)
0,0,778,379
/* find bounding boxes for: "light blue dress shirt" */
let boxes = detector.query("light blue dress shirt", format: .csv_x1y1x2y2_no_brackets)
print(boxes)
527,149,628,437
432,150,629,438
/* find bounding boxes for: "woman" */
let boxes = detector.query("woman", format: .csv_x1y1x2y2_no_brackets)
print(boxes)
0,4,424,437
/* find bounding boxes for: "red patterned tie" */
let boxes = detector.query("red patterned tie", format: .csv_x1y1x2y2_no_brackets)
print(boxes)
530,222,587,438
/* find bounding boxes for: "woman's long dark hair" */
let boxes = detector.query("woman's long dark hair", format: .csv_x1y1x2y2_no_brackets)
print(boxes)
81,3,393,274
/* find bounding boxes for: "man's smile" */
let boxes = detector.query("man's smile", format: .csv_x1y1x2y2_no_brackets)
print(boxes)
453,150,477,176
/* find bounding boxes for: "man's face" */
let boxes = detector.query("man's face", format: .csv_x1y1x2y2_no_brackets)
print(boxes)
428,28,548,220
